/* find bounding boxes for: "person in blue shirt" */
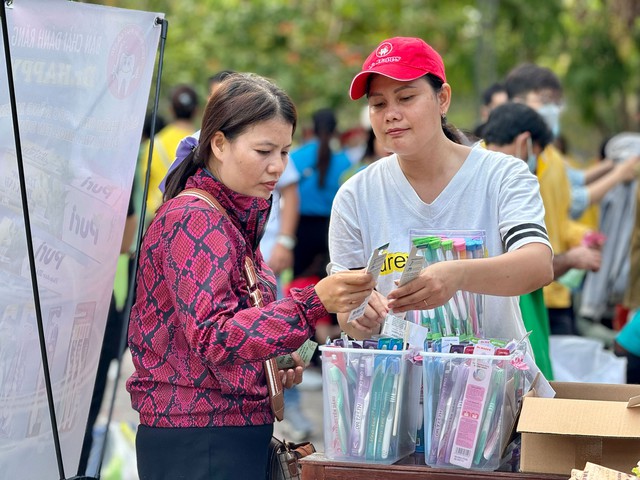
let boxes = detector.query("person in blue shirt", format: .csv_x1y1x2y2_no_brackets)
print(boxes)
290,108,351,345
290,109,350,281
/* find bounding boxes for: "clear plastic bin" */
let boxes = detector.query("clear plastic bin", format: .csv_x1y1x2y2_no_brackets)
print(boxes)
421,350,522,471
320,345,422,464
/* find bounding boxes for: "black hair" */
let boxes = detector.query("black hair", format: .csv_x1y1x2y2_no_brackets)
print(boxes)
481,102,553,149
481,82,507,106
473,122,487,140
312,108,338,188
361,128,377,162
142,112,167,140
207,70,236,91
170,84,199,120
598,135,613,161
163,73,297,201
424,74,463,144
504,63,562,101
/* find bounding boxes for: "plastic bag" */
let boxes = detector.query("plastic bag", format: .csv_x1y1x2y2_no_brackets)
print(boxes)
88,422,138,480
549,335,627,384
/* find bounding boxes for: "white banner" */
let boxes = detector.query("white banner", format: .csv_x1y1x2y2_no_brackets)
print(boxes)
0,1,162,478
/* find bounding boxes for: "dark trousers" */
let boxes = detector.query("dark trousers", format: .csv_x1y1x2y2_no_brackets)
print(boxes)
292,214,338,339
548,306,576,336
293,215,330,279
136,423,273,480
628,352,640,384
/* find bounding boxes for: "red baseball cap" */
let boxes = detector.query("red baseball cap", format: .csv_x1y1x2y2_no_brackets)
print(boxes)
349,37,447,100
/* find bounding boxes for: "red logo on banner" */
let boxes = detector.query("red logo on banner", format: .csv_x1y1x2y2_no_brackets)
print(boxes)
107,25,146,99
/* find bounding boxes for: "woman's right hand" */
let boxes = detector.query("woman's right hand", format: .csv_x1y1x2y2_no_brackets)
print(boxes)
566,244,602,272
337,290,388,339
314,270,376,313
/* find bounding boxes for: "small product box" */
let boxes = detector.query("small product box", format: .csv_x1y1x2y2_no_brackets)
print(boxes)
320,345,422,464
518,381,640,476
421,350,522,471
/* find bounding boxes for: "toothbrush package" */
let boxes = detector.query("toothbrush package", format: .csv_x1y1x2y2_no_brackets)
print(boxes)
319,344,422,464
408,229,488,340
421,346,525,471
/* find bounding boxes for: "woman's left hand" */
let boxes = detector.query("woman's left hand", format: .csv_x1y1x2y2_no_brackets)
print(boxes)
279,352,304,389
267,244,294,276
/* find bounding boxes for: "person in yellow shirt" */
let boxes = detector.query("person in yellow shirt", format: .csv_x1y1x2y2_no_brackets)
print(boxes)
505,63,602,335
140,84,199,218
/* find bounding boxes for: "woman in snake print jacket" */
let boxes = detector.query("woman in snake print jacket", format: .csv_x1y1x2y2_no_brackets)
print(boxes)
126,73,379,480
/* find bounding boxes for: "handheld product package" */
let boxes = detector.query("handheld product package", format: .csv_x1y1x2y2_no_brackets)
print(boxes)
382,230,490,457
345,242,389,323
421,339,532,471
320,338,422,464
406,230,488,341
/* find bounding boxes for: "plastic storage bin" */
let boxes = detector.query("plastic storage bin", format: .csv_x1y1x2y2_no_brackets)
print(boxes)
320,345,422,464
421,350,521,471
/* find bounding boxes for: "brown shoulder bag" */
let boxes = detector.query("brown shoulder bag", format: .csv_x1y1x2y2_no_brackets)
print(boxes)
176,188,284,421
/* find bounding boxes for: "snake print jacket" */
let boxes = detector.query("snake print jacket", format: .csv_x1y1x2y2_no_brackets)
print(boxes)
126,169,327,427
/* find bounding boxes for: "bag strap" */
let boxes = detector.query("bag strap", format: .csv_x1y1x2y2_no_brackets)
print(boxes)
176,188,285,421
176,187,225,213
291,442,316,459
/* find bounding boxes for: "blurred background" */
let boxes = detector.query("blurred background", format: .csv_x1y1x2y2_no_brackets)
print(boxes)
80,0,640,163
62,2,640,474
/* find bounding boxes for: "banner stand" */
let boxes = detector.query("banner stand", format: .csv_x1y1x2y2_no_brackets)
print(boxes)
0,1,66,477
1,1,167,477
91,15,169,480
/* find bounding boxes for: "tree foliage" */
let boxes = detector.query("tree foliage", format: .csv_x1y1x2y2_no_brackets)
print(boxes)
83,0,640,155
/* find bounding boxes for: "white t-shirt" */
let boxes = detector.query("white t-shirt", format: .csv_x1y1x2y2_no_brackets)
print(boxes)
328,144,551,342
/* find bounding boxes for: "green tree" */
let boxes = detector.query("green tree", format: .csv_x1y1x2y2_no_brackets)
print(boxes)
81,0,640,155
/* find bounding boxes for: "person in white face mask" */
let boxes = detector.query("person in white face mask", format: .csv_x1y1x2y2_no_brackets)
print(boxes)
482,102,553,171
504,63,603,337
505,63,640,220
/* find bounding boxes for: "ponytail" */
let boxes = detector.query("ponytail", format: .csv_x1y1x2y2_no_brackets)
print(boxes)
316,133,331,188
163,146,205,202
441,114,462,144
312,108,338,188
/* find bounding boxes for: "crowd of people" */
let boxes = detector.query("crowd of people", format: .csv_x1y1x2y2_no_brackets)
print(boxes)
81,35,640,480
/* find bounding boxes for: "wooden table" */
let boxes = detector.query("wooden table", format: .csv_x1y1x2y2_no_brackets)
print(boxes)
300,453,568,480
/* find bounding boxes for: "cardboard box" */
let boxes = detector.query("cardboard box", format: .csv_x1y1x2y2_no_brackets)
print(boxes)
518,381,640,476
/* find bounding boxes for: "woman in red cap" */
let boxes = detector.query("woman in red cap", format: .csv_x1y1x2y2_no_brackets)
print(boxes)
328,37,554,345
